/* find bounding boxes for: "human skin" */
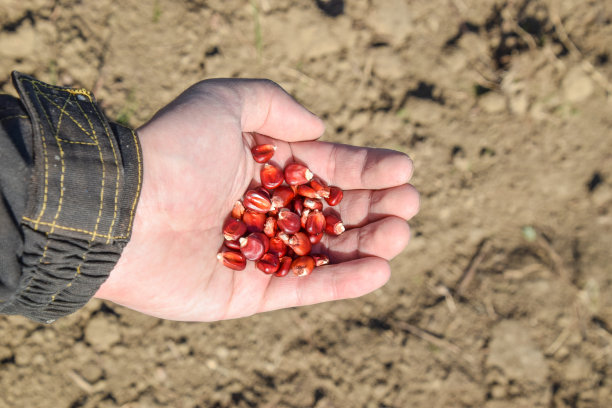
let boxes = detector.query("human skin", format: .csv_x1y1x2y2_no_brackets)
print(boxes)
95,79,420,321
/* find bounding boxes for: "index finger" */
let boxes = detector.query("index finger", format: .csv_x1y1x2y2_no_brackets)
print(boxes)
290,141,414,190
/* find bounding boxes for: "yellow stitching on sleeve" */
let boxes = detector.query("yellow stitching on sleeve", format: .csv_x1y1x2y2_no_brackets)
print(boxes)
23,79,94,140
46,97,70,235
25,87,51,227
126,129,143,234
0,114,28,122
13,78,131,313
64,91,106,242
46,245,90,309
22,217,128,239
57,138,98,146
21,77,90,100
91,100,121,245
18,78,141,241
20,95,70,298
74,98,105,242
20,231,52,298
48,260,83,305
67,88,92,99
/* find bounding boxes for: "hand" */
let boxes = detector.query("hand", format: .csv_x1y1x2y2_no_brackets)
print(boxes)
95,79,419,321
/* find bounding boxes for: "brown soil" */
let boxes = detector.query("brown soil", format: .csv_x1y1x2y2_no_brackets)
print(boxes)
1,0,611,407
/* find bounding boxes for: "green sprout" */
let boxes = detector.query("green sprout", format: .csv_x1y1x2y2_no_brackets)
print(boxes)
153,0,162,23
116,90,138,127
521,225,537,242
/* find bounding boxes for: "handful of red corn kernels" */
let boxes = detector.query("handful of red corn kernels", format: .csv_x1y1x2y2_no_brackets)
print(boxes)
217,143,345,277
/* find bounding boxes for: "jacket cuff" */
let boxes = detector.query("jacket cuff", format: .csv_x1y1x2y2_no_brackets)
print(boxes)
0,72,142,323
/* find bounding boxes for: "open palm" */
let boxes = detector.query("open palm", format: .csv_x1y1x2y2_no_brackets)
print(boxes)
95,79,419,321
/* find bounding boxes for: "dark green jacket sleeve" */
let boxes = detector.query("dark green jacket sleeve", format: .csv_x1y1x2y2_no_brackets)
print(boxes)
0,72,142,323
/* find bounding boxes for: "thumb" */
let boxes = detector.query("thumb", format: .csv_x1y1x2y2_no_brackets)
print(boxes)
237,79,325,142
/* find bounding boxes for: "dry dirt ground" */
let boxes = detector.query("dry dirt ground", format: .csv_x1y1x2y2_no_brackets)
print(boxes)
1,0,612,407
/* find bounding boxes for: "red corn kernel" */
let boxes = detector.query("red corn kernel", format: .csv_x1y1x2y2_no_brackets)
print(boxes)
255,186,272,201
275,256,293,277
268,236,287,258
223,218,247,241
231,201,245,220
239,232,268,261
293,197,304,216
312,254,330,267
277,208,301,234
225,239,241,250
325,186,343,206
309,232,323,244
250,232,270,253
243,210,266,232
243,189,272,213
277,231,291,245
288,231,312,256
260,163,284,190
263,216,277,238
286,247,295,258
324,213,345,236
256,253,280,274
310,177,330,198
256,186,271,196
306,210,326,235
296,184,320,199
271,186,295,209
290,255,315,277
284,163,314,186
217,249,246,271
303,197,323,211
251,144,276,163
300,209,311,229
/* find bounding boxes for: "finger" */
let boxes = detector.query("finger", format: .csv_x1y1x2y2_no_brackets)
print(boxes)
291,141,414,190
334,183,420,228
257,257,390,312
321,216,411,263
237,79,325,142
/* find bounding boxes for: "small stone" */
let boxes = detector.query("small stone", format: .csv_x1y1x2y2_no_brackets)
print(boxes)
372,48,407,80
80,364,104,383
84,315,121,352
347,111,370,133
32,354,46,365
563,67,594,103
155,367,168,383
486,320,548,386
491,384,507,399
0,22,37,59
479,92,506,114
367,0,413,45
565,356,592,381
0,346,12,361
556,346,570,359
14,347,32,366
509,92,529,115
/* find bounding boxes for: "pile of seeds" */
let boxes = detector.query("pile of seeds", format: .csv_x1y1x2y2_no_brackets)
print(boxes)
217,144,345,277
